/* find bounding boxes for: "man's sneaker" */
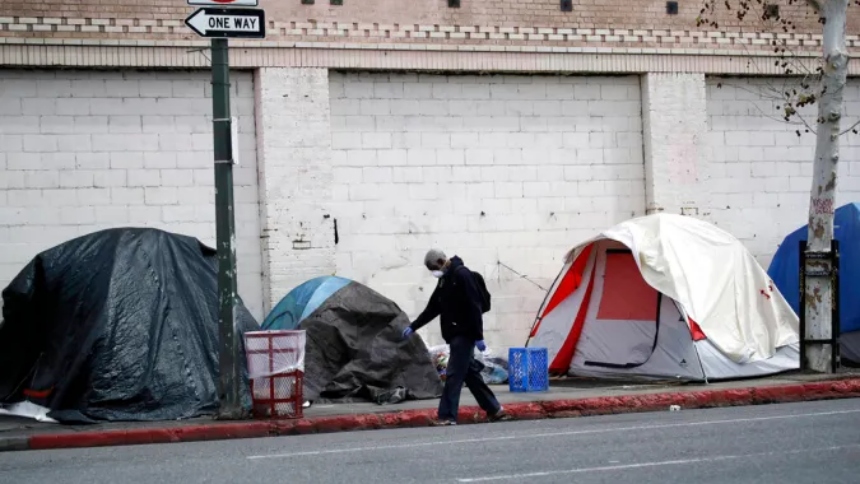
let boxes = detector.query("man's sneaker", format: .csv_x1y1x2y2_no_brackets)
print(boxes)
489,409,513,422
431,419,457,426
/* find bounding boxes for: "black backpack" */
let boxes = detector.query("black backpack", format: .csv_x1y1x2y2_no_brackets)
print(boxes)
458,266,491,313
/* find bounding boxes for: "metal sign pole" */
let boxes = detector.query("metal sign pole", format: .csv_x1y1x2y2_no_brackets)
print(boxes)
799,239,842,373
831,239,841,373
799,239,807,371
210,37,243,419
185,0,265,420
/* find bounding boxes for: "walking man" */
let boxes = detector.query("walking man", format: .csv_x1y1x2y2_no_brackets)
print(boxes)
402,249,511,426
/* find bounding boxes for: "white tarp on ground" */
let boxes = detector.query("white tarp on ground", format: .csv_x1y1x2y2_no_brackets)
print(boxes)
564,214,799,364
0,400,58,423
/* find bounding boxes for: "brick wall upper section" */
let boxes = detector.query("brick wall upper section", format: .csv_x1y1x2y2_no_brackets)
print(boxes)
0,69,265,320
328,71,646,348
2,0,859,54
706,77,860,267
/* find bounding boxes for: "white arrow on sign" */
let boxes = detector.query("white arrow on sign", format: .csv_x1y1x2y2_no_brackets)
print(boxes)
185,8,266,38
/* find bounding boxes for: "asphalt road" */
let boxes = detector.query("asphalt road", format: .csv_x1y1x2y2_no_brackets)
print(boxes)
1,399,859,484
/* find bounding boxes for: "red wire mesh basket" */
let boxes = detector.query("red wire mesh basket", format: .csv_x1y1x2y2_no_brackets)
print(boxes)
244,330,306,419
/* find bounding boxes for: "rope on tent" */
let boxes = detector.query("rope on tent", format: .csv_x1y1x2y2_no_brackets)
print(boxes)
494,261,563,349
495,261,547,291
485,260,554,348
4,352,44,402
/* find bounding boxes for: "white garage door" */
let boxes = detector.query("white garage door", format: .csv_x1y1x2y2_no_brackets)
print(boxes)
0,69,264,320
328,72,645,348
706,77,860,268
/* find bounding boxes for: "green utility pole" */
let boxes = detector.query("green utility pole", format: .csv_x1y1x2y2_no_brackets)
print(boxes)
210,38,243,419
186,3,265,420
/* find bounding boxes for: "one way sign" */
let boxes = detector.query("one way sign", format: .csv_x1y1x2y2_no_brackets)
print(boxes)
185,8,266,39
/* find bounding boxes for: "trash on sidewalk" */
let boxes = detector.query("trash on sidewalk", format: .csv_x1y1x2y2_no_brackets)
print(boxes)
428,344,510,385
0,228,260,424
261,276,442,405
0,400,58,423
244,330,306,419
374,386,407,405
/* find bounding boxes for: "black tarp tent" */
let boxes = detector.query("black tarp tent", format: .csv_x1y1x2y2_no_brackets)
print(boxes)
0,228,259,424
262,276,444,404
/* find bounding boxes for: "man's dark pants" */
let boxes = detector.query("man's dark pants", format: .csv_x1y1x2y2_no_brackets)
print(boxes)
438,335,501,422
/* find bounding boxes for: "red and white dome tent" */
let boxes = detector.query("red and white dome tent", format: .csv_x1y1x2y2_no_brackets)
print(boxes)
527,214,800,382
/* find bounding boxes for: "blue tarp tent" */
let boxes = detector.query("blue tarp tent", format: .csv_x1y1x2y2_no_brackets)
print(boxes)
767,203,860,365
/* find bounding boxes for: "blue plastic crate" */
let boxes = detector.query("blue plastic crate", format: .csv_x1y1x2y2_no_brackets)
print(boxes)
508,347,548,392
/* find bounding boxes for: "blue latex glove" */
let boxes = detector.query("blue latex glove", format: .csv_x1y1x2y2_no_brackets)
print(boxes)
476,340,487,352
402,327,414,340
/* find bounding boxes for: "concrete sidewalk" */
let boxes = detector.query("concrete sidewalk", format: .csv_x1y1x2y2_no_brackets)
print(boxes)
2,370,859,452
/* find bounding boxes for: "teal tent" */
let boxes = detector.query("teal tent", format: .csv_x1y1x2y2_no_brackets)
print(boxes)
261,276,351,330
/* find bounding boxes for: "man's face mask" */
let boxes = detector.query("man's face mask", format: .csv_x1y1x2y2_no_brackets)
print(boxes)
427,259,446,279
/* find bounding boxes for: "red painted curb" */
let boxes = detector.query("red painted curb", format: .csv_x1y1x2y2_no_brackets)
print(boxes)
28,421,274,450
19,378,860,452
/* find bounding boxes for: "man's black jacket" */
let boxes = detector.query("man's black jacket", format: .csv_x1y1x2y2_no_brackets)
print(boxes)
409,256,484,343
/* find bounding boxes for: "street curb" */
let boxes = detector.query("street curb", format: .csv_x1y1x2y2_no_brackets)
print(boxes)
0,436,29,452
7,378,860,452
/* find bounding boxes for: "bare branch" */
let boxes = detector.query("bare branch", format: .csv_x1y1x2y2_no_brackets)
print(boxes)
735,36,813,77
722,28,826,134
696,0,852,138
750,95,818,134
806,0,822,13
713,76,819,134
840,118,860,137
795,109,819,135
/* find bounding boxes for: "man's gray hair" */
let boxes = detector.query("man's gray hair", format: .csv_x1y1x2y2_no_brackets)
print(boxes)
424,249,447,269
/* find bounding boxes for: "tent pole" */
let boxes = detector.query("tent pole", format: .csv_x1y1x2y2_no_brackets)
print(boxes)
681,305,709,384
525,263,565,347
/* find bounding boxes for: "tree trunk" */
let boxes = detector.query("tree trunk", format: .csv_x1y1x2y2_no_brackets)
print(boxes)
804,0,849,372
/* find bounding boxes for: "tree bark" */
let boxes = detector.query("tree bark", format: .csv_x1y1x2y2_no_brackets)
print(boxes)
805,0,849,372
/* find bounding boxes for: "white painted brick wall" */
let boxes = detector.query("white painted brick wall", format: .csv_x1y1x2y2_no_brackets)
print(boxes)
255,68,336,311
706,77,860,268
0,69,264,320
329,72,646,349
642,73,710,216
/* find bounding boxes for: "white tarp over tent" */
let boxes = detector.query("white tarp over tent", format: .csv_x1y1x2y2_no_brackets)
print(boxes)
528,214,799,381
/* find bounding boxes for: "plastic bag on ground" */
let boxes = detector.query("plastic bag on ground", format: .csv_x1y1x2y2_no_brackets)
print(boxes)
478,348,510,385
375,386,408,405
427,344,509,384
429,344,451,381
